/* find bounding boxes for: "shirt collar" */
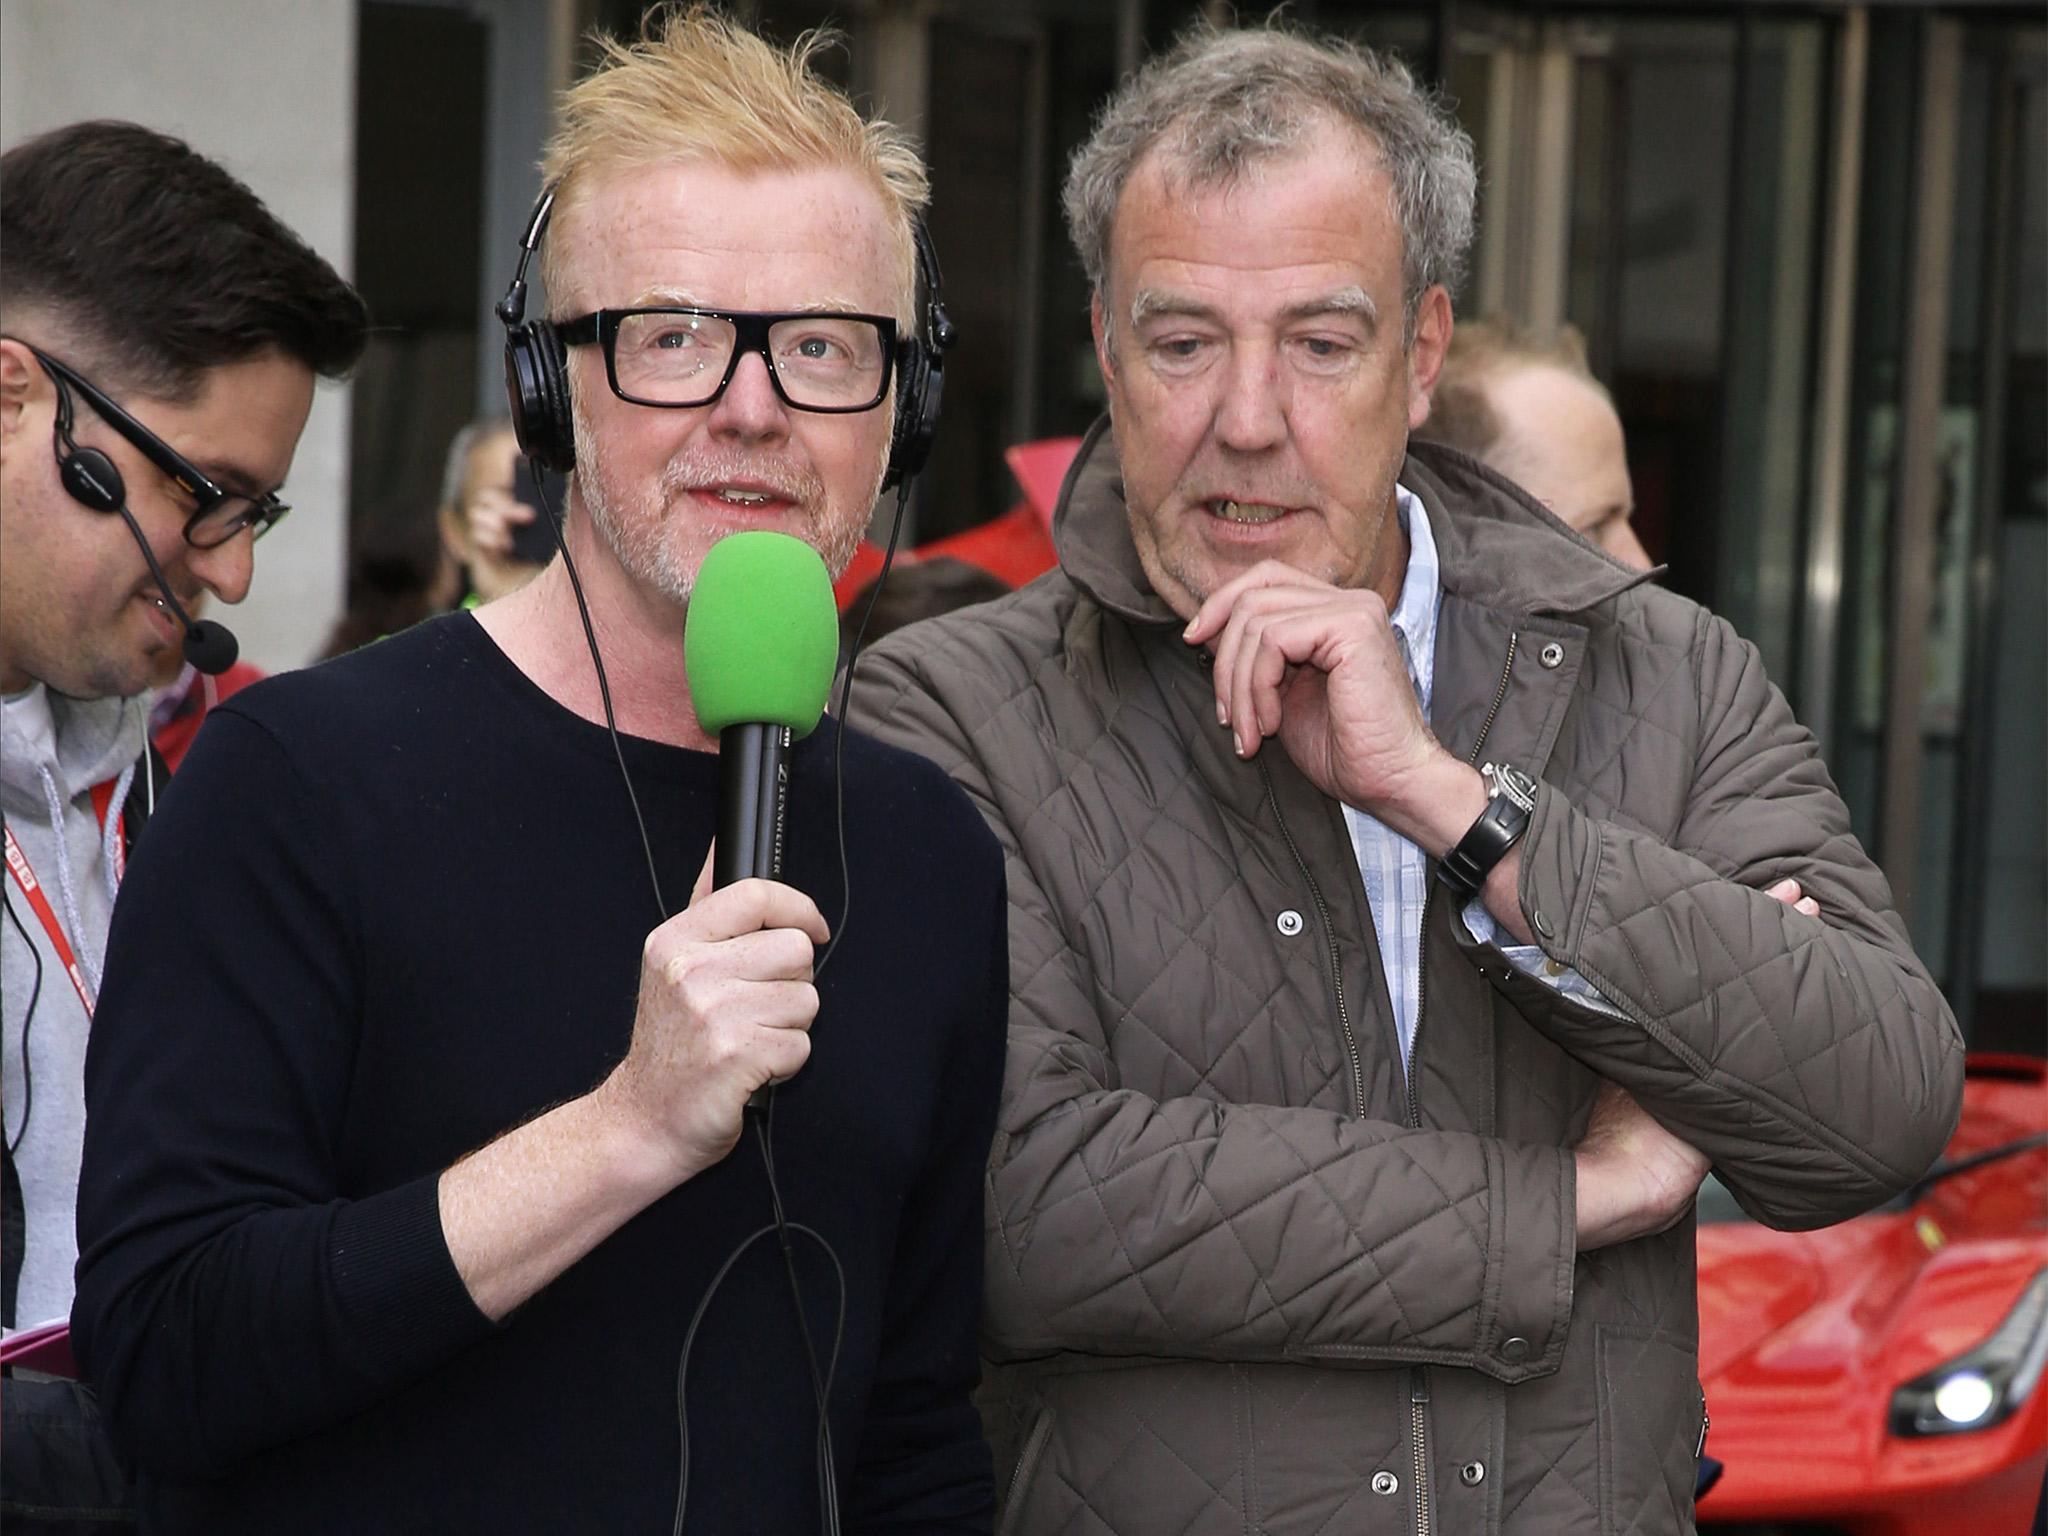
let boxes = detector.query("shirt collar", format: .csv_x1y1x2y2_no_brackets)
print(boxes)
1388,482,1442,714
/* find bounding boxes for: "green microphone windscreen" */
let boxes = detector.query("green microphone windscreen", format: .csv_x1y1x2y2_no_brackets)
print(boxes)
683,531,839,739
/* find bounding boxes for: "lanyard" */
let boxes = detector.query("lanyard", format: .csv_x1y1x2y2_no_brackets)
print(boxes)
2,782,125,1017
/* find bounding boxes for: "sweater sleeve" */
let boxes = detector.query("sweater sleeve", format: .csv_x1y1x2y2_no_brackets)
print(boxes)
851,645,1576,1386
72,709,496,1481
1494,611,1964,1228
844,830,1006,1534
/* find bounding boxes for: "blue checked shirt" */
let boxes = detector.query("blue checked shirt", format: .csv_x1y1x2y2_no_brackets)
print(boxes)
1340,487,1615,1083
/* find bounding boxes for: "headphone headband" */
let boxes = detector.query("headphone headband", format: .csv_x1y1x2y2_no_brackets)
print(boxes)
495,184,951,486
496,187,555,330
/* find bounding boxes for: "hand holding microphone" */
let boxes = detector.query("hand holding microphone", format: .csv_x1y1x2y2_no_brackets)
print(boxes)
603,847,831,1178
600,532,842,1173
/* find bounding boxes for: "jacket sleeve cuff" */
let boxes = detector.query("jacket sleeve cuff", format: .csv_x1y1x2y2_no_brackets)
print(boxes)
1482,1135,1576,1380
329,1174,498,1383
1515,781,1605,973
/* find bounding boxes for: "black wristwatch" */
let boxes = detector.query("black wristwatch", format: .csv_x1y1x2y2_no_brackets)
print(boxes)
1436,762,1539,903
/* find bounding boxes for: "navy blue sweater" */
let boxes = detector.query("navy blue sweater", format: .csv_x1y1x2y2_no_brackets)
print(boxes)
73,615,1006,1533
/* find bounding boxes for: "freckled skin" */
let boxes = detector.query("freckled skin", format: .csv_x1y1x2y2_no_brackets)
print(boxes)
551,160,900,605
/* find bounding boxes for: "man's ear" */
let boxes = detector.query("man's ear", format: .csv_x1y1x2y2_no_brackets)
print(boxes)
0,339,42,454
1406,286,1453,432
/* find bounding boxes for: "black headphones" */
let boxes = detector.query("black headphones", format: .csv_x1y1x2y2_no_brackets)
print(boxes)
496,186,954,490
47,376,127,514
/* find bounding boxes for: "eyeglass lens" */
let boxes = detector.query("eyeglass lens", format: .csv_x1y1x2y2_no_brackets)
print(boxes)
184,497,282,548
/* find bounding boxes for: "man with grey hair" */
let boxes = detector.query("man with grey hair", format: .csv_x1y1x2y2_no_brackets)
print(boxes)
854,23,1959,1536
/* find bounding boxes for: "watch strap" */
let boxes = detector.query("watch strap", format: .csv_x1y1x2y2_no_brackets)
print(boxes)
1437,767,1536,903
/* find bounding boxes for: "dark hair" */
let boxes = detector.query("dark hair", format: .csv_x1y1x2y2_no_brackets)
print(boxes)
840,557,1011,654
0,120,369,398
317,513,450,662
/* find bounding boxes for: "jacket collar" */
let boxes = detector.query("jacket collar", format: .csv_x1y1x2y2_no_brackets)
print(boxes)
1051,415,1661,628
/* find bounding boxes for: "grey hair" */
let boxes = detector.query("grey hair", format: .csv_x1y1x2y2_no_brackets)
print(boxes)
438,417,515,514
1064,23,1476,345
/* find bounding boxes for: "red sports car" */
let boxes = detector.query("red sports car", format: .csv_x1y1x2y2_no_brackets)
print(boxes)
1696,1051,2048,1535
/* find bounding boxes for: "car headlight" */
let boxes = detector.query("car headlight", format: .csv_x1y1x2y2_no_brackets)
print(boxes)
1890,1269,2048,1436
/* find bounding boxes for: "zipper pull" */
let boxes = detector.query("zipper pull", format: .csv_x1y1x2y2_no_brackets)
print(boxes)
1412,1368,1431,1405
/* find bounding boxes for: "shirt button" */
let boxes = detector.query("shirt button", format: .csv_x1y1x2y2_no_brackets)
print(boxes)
1499,1336,1531,1364
1539,641,1566,669
1370,1471,1400,1496
1276,909,1304,937
1461,1460,1487,1486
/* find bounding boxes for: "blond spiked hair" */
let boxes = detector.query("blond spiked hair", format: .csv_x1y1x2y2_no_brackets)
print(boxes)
537,5,929,326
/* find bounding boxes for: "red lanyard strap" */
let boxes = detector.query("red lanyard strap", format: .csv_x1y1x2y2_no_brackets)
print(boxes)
2,783,124,1017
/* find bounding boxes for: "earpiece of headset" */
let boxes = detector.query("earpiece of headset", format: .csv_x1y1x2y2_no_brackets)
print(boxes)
496,188,578,473
47,373,127,513
494,187,954,488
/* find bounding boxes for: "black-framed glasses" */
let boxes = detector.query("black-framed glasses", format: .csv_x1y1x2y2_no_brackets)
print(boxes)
28,346,290,547
557,307,899,414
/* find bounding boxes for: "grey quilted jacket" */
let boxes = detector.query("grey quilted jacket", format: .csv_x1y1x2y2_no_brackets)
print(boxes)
851,423,1963,1536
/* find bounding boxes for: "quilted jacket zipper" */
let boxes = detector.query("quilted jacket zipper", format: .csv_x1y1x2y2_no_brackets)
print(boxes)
1411,1369,1434,1536
998,1409,1055,1534
1468,632,1518,774
1402,630,1516,1536
1259,757,1364,1117
1405,630,1516,1134
1258,629,1521,1535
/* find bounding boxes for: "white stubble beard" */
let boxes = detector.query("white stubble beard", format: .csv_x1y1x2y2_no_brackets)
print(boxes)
569,393,883,604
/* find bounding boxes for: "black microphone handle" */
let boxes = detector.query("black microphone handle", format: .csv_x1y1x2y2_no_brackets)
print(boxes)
715,722,795,1115
714,722,790,888
111,503,240,675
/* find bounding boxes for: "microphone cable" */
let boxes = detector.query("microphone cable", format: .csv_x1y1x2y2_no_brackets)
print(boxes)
817,473,914,978
525,464,922,1536
527,474,668,922
2,889,44,1156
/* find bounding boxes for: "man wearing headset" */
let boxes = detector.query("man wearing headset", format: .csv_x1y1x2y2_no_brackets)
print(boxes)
0,120,367,1530
71,12,1003,1533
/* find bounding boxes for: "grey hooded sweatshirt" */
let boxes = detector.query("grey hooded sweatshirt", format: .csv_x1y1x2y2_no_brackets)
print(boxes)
2,684,148,1331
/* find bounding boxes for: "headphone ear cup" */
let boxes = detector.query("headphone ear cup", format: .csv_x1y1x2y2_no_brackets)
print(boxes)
884,342,943,491
59,443,125,512
534,323,575,473
911,345,945,479
883,347,919,492
504,322,576,473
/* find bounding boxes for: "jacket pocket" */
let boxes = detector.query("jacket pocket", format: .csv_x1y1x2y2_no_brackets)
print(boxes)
997,1406,1055,1536
1595,1325,1700,1536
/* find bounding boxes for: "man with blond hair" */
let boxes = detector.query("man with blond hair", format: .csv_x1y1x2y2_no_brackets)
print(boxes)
853,21,1959,1535
1417,316,1651,567
72,11,1004,1531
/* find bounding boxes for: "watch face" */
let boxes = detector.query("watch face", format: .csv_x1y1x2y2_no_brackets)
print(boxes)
1486,763,1540,811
